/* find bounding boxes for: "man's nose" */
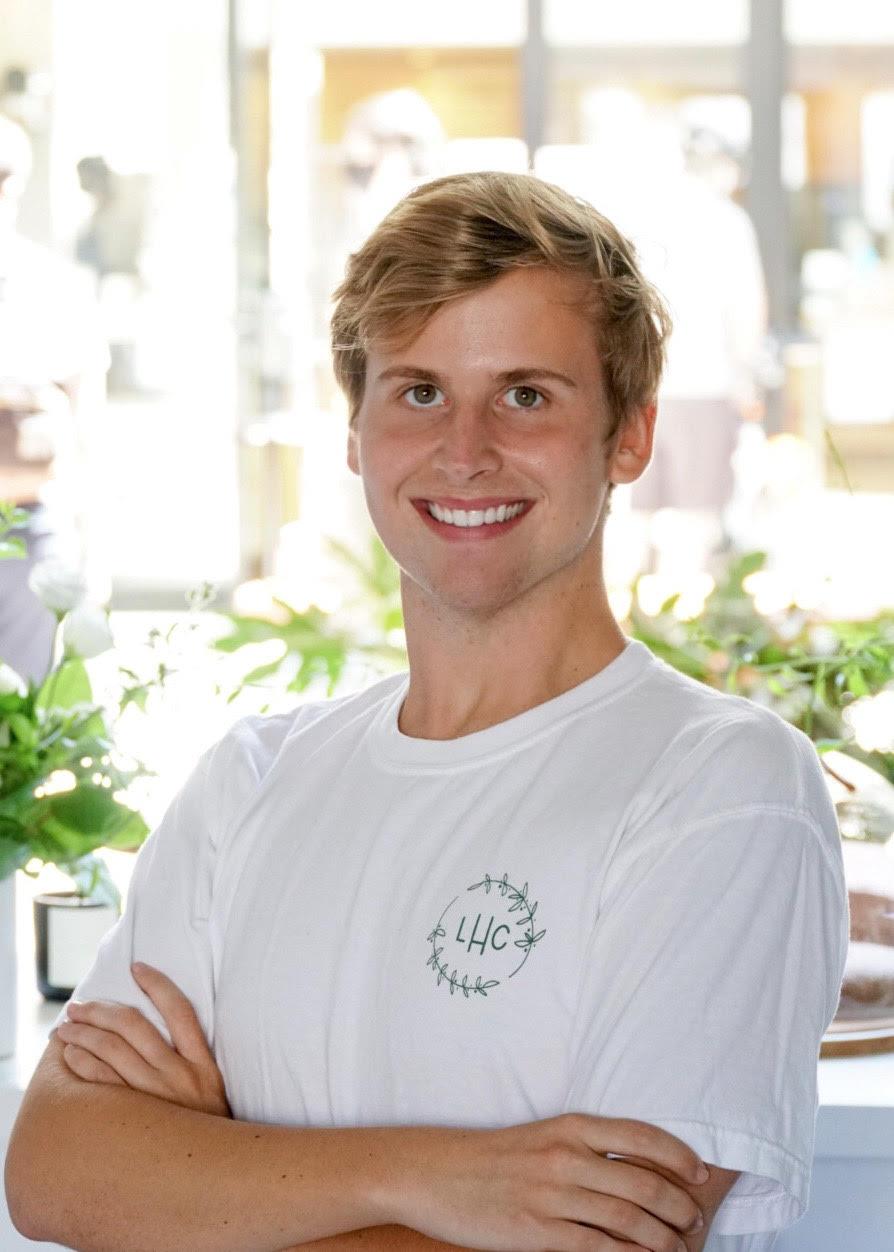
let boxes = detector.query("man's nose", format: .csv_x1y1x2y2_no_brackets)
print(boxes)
430,402,502,475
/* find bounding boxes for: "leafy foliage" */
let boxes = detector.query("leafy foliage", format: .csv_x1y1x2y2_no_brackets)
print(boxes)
0,648,152,900
0,509,220,898
211,534,407,703
627,550,894,785
215,535,894,790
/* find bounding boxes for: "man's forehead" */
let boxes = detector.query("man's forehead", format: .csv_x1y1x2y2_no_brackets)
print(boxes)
364,268,602,385
373,267,592,339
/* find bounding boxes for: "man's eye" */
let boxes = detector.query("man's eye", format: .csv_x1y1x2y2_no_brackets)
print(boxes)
404,383,444,407
505,386,544,410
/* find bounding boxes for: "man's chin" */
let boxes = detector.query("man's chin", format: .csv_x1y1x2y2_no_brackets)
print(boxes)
402,574,534,623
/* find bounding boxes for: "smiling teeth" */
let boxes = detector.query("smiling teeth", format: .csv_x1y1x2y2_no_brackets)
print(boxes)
427,501,526,527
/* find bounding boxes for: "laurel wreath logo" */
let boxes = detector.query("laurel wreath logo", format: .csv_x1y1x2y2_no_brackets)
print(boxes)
425,871,547,998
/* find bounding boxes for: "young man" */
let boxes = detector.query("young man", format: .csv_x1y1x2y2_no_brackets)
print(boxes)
5,172,848,1252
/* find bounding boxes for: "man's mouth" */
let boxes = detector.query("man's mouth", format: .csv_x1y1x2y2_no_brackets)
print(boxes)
412,498,534,538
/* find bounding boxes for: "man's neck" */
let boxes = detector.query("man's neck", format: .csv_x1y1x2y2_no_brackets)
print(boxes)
397,583,628,741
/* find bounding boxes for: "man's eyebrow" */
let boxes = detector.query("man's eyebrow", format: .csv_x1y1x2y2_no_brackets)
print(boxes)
375,365,578,389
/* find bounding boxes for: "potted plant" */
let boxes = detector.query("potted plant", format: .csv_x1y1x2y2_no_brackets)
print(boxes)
0,500,216,1054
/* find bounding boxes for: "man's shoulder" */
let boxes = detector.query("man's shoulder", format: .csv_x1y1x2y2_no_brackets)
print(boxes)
633,648,777,740
200,675,407,852
626,656,824,822
640,649,802,742
215,670,407,770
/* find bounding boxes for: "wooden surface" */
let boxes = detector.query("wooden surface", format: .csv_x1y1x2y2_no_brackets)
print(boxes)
821,1012,894,1058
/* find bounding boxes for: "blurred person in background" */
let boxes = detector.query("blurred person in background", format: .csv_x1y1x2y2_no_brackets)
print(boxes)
75,155,147,283
0,115,108,683
75,153,150,394
339,88,446,251
628,122,769,575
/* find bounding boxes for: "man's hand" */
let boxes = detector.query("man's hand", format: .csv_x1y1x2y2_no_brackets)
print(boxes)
54,961,231,1118
375,1114,710,1251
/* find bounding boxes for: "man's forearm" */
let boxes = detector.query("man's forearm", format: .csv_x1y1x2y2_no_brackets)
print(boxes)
282,1226,472,1251
6,1040,400,1252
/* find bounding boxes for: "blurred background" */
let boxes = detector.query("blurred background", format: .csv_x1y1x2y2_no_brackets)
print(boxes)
3,0,894,618
2,0,894,996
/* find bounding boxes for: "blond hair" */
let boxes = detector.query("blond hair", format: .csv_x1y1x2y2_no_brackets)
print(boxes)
331,171,671,454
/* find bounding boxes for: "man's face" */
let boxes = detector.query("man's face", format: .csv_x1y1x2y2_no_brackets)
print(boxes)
347,266,653,621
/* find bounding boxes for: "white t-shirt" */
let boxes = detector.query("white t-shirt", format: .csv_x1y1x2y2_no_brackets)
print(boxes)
54,638,849,1251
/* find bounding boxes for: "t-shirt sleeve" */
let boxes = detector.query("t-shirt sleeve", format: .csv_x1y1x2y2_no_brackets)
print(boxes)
50,712,286,1049
562,713,849,1241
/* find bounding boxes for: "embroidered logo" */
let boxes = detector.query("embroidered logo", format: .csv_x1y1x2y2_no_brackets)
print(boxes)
425,871,546,998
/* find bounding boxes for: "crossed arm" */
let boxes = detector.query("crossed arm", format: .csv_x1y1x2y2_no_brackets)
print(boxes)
5,965,739,1251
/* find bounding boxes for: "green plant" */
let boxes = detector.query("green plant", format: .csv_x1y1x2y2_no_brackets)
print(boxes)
629,550,894,786
212,533,406,705
214,531,894,792
0,502,215,904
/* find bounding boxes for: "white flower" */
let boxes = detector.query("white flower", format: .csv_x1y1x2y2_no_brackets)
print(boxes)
28,559,88,614
0,662,27,697
62,604,114,659
844,690,894,754
807,624,839,657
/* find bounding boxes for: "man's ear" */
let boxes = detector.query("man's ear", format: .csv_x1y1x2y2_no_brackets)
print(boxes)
346,423,359,477
607,401,657,487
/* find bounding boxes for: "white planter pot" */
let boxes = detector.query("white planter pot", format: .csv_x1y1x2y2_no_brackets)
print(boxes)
33,892,118,1000
0,872,16,1060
